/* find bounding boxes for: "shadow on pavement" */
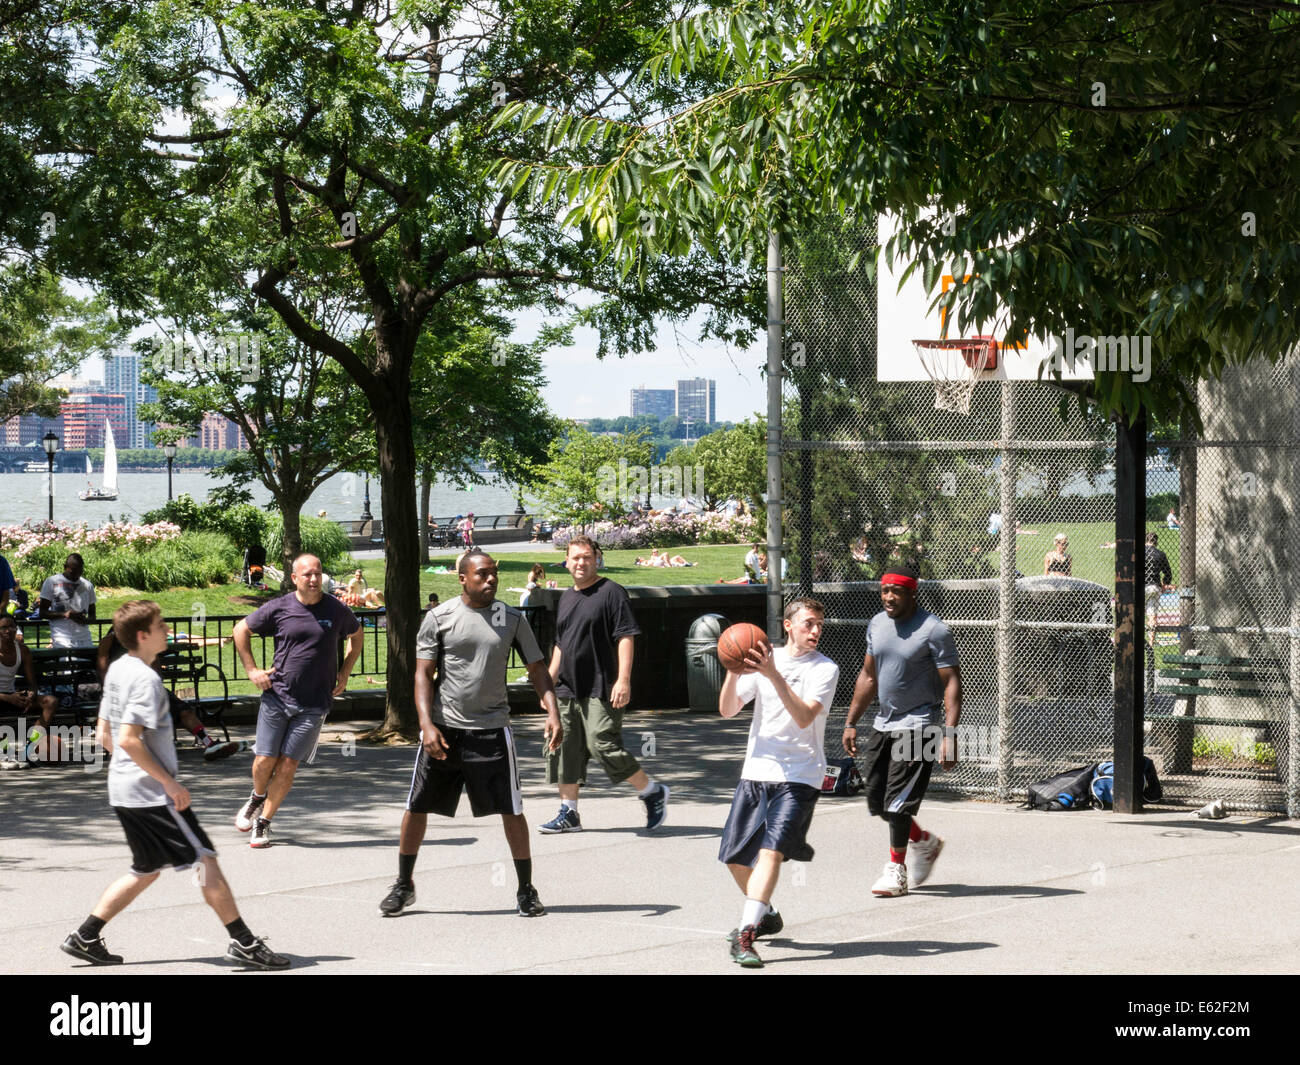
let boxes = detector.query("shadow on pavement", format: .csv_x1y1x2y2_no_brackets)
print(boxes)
774,938,997,962
912,882,1084,899
1116,817,1298,837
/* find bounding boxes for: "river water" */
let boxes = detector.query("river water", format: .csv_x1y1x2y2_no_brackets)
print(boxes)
0,470,524,528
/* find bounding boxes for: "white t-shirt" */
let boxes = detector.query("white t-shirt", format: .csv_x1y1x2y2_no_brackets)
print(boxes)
39,575,96,648
0,640,23,694
102,654,177,808
733,647,840,789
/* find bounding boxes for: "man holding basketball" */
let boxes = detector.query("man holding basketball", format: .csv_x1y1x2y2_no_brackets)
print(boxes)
844,565,961,897
539,535,669,833
717,600,839,968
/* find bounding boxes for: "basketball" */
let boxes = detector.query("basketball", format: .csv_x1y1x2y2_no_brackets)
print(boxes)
716,622,770,673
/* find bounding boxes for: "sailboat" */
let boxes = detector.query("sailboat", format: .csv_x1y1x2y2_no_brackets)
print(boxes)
79,421,119,501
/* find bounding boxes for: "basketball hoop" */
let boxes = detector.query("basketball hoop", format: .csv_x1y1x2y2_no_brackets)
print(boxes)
911,336,998,414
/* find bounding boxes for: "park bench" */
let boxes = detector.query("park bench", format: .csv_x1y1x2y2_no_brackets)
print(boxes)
1148,653,1284,771
156,643,233,744
28,646,102,727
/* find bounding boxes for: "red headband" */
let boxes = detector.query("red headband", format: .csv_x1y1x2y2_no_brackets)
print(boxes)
880,573,918,590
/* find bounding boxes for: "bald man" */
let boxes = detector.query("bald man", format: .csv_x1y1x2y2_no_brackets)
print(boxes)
231,553,363,848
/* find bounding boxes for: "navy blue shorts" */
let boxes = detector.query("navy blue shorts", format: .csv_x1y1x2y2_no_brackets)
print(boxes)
718,780,819,867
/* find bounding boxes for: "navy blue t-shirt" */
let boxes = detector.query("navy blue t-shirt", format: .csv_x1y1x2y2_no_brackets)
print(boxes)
244,593,360,708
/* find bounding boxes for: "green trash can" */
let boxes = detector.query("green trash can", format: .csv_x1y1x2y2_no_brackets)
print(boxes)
685,613,730,714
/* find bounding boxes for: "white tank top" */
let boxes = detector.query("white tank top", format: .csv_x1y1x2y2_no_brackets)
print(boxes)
0,641,22,695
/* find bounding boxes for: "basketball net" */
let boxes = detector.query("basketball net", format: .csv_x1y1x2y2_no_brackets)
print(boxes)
911,337,998,414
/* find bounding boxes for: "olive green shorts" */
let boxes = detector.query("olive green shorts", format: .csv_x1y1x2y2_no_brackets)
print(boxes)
545,696,642,786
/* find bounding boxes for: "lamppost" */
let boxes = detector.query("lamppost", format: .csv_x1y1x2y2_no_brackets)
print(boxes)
42,431,58,522
359,472,373,523
164,442,177,501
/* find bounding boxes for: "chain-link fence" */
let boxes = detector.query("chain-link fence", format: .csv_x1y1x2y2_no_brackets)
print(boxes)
782,218,1298,816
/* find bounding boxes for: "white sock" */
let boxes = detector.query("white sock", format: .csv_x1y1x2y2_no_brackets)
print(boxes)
561,799,577,812
740,897,768,930
636,778,657,798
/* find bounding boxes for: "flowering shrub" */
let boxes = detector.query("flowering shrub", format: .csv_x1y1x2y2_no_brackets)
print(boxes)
553,510,757,550
0,519,182,558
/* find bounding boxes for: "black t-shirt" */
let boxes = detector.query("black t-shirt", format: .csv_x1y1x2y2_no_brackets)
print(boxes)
555,578,641,700
1144,546,1172,587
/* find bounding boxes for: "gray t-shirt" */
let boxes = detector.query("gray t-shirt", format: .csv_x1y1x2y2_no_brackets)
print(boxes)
102,654,178,808
865,609,959,732
415,597,543,730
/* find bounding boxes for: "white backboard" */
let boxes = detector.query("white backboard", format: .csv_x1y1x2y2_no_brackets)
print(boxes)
875,213,1093,383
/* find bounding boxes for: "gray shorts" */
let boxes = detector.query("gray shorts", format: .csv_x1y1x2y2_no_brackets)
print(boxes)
254,691,329,763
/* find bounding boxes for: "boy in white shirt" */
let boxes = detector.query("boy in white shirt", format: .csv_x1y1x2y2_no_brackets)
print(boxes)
60,600,290,970
717,598,840,968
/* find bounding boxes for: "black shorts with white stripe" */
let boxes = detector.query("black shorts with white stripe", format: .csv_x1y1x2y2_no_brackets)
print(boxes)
862,727,936,819
406,726,523,818
114,804,217,875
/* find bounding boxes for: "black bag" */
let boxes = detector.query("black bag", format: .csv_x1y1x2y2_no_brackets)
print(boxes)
821,757,863,796
1023,764,1097,810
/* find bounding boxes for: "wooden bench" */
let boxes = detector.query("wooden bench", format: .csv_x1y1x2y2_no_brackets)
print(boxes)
28,646,102,727
1149,653,1284,772
157,643,233,743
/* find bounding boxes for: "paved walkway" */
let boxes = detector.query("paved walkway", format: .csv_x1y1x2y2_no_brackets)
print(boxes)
5,712,1296,974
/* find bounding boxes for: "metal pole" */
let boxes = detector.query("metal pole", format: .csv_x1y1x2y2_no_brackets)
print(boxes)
996,381,1016,801
1289,362,1300,819
765,227,784,641
47,453,54,522
1114,410,1147,813
167,455,174,501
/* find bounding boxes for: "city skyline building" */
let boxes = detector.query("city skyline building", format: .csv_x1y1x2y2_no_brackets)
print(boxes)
676,377,716,424
630,386,676,419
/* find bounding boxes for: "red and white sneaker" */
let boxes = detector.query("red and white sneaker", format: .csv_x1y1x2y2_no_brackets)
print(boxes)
871,861,908,897
908,832,944,887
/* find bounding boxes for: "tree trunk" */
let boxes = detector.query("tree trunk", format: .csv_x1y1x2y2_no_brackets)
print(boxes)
277,497,308,591
420,466,432,565
373,372,420,735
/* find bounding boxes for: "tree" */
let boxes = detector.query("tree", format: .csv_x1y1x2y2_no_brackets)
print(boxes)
45,1,761,733
0,265,125,423
494,0,1300,425
141,306,371,575
533,423,624,531
668,419,765,519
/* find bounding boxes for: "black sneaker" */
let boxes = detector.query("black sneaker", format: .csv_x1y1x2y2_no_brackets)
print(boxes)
61,932,123,966
226,937,290,970
204,740,242,762
641,783,670,831
516,885,546,917
729,925,763,968
725,909,784,943
379,880,416,916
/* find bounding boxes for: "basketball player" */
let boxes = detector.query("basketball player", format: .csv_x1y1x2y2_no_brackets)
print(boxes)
843,565,961,897
379,550,562,918
717,599,839,967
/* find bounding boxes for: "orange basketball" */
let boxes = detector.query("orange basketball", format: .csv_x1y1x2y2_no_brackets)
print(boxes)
716,622,771,673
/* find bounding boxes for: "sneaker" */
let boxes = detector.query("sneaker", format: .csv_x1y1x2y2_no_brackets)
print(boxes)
729,925,763,968
871,861,908,897
641,783,670,831
60,932,123,966
379,880,416,916
225,937,290,970
907,832,944,887
204,740,242,763
235,793,265,832
725,908,784,943
250,818,272,848
516,885,546,917
537,806,582,834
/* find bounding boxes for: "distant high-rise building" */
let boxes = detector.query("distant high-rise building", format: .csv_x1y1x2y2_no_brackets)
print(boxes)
630,386,676,419
676,377,716,425
196,412,249,450
60,394,128,449
4,412,63,447
104,353,159,448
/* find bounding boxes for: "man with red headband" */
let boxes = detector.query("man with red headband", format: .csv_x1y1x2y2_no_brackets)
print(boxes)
843,564,962,897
